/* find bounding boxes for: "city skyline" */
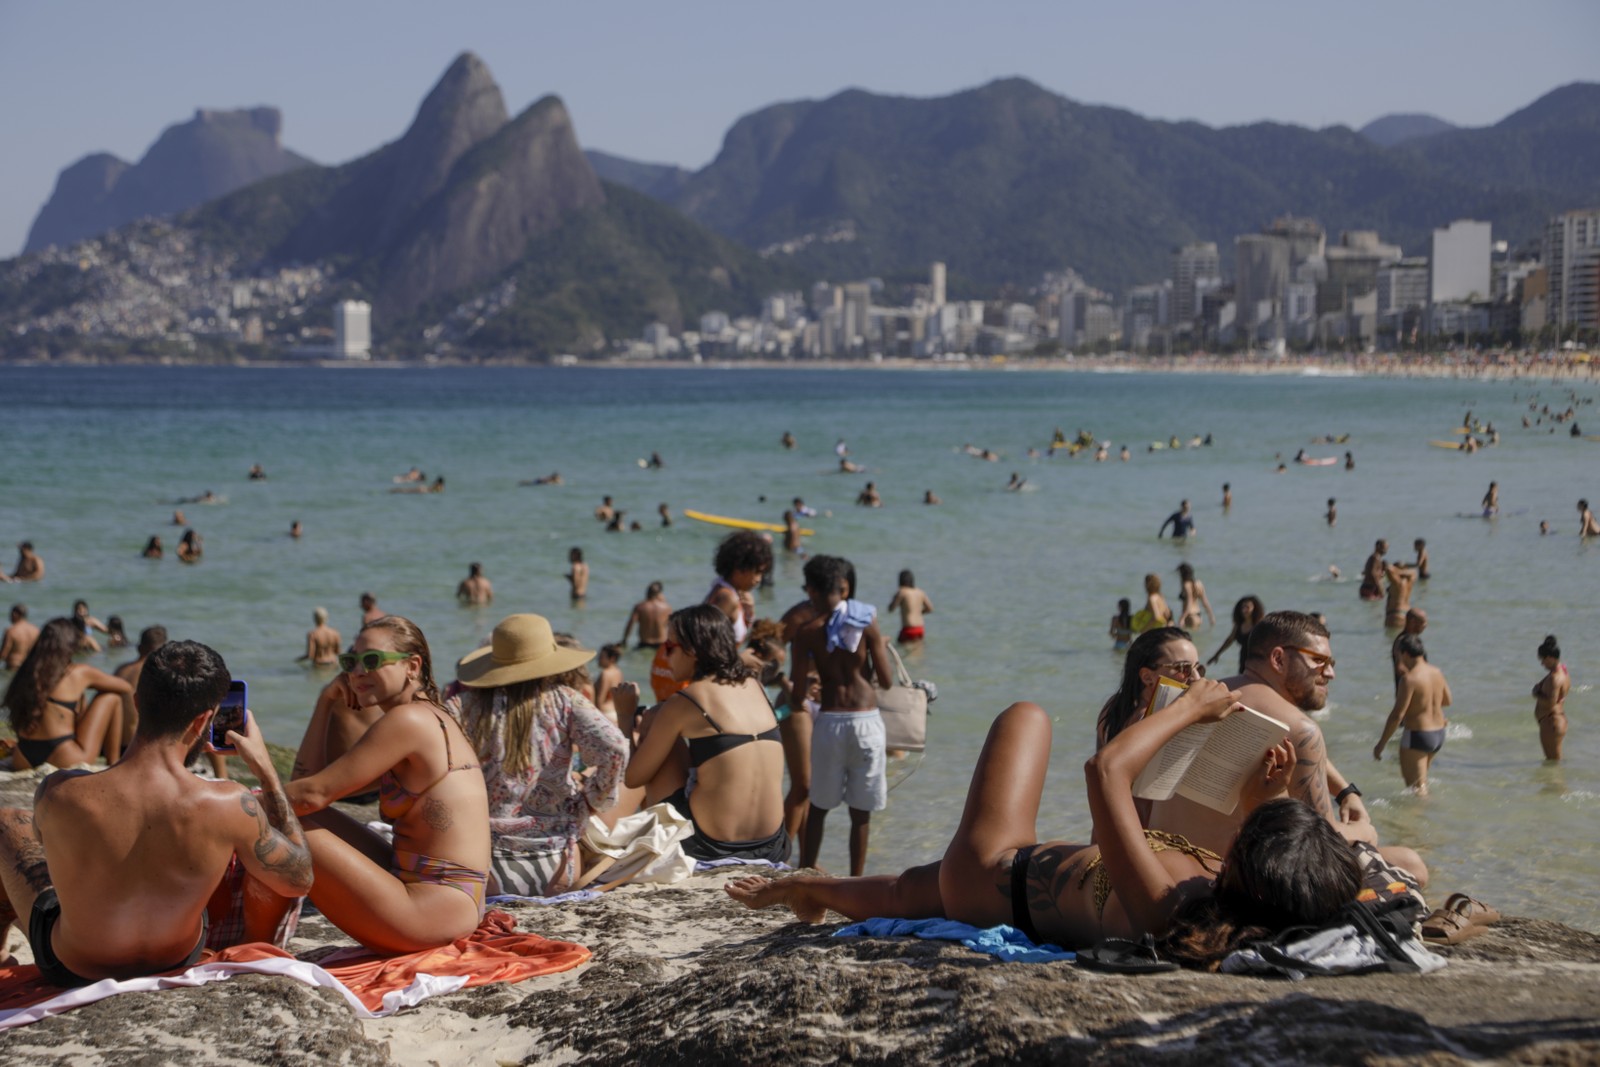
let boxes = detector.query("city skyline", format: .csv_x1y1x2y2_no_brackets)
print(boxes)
1,0,1596,256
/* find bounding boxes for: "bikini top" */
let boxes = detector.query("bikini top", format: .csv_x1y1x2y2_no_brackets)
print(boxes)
680,690,780,768
379,709,481,823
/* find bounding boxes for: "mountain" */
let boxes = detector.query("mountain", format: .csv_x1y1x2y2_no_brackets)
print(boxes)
658,79,1599,293
24,108,313,253
1358,113,1458,147
585,150,692,202
4,53,787,360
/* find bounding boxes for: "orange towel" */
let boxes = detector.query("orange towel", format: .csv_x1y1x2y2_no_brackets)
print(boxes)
0,909,587,1021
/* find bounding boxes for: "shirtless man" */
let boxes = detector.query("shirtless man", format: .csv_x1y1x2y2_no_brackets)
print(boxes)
1383,561,1418,629
1579,499,1600,537
9,543,44,583
783,511,805,555
622,582,671,648
298,607,342,665
1413,538,1430,581
0,640,312,986
567,547,589,600
359,592,383,625
789,556,891,876
888,569,933,643
856,482,882,507
1149,612,1392,859
1358,539,1387,600
595,496,616,524
1374,634,1452,795
456,563,494,605
2,605,39,670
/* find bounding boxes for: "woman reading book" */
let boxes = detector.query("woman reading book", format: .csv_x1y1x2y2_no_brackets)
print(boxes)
727,680,1362,968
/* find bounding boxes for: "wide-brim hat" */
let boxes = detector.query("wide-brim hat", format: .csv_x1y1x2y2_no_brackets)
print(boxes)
456,613,594,688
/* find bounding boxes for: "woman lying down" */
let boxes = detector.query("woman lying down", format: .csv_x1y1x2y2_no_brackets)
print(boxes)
727,679,1363,969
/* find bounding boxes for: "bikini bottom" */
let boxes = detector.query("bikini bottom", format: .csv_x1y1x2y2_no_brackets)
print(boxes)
392,848,489,914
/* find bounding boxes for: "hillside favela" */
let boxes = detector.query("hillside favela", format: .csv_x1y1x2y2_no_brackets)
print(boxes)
3,10,1600,1067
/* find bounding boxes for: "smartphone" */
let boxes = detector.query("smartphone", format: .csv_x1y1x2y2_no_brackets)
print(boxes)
210,680,249,752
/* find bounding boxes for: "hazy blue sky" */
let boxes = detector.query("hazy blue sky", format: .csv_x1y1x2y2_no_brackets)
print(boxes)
1,0,1596,255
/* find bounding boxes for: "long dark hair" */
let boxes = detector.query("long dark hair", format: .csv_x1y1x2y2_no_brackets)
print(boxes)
671,604,754,685
1231,595,1264,631
1538,634,1561,661
3,618,78,734
1096,626,1190,749
1158,798,1361,970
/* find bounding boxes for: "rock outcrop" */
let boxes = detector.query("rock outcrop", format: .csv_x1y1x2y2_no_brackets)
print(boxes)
25,108,312,253
2,862,1596,1066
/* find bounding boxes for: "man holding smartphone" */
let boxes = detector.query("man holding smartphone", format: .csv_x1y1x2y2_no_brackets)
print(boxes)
0,641,313,986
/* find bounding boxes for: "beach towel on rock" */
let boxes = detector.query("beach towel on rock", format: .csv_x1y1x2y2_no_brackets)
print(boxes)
834,917,1074,964
0,909,589,1029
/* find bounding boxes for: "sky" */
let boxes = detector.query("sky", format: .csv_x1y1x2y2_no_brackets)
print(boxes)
1,0,1596,256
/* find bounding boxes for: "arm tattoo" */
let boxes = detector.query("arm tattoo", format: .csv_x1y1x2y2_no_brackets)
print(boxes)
1289,723,1334,818
244,785,313,890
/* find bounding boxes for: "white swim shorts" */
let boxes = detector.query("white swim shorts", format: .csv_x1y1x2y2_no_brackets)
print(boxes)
810,709,887,812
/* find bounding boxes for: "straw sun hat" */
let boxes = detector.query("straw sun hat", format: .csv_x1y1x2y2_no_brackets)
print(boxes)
456,614,594,688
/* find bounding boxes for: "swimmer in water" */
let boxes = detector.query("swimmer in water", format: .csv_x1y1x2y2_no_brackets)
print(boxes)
1325,498,1336,527
923,490,942,506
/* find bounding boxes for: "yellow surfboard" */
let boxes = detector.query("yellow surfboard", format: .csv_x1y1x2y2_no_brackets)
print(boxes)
684,509,814,536
1429,440,1465,450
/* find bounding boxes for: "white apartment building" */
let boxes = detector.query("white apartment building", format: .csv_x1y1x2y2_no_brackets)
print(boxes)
1544,209,1600,330
334,300,371,359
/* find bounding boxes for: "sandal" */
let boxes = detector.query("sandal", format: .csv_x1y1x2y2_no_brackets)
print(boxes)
1420,908,1486,945
1442,893,1501,928
1076,935,1180,974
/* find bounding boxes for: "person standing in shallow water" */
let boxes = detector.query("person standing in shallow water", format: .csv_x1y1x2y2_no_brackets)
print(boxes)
1374,633,1452,796
1531,635,1569,761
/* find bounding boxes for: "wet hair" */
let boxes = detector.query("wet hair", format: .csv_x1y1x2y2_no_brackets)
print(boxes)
1232,595,1264,628
1143,573,1162,594
714,530,773,581
671,604,754,685
899,569,915,588
647,581,663,598
3,618,79,735
10,603,26,620
569,547,584,563
598,643,623,665
106,616,126,639
1395,633,1426,660
1115,598,1131,624
468,562,483,577
313,606,329,625
143,536,162,554
1414,538,1426,548
1176,562,1195,582
134,640,231,740
1538,634,1561,661
138,625,168,656
18,542,32,551
360,592,376,609
1158,798,1361,970
359,615,441,706
1096,626,1191,749
1580,499,1590,510
73,600,89,615
1244,610,1328,665
803,555,852,600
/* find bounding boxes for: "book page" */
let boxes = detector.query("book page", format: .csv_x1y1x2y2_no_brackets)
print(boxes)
1131,719,1216,801
1174,707,1290,814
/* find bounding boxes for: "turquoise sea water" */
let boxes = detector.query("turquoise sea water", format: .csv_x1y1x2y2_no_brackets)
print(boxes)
2,364,1596,929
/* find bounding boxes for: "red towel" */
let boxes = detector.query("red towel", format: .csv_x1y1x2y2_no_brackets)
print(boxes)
0,909,587,1020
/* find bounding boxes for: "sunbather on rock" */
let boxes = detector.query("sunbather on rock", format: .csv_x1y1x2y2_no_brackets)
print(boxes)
729,681,1363,968
0,641,312,985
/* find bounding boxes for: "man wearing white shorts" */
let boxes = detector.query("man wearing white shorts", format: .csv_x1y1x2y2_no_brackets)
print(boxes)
789,556,892,876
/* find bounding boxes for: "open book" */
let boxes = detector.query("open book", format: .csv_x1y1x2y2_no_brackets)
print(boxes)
1132,681,1291,814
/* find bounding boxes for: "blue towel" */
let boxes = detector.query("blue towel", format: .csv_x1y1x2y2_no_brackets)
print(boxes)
487,889,604,906
825,599,877,652
833,917,1074,963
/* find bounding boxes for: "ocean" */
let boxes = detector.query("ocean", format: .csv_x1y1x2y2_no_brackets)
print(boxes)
2,363,1595,929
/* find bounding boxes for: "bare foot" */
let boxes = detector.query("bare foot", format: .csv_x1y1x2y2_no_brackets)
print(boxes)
724,876,827,923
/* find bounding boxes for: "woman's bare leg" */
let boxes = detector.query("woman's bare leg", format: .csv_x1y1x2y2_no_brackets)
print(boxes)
780,709,812,842
725,862,942,923
1539,715,1566,761
938,701,1053,927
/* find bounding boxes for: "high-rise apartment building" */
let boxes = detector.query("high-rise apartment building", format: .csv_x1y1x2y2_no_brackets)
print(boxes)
1235,217,1325,336
930,261,947,308
1171,242,1220,327
1544,210,1600,330
334,300,371,359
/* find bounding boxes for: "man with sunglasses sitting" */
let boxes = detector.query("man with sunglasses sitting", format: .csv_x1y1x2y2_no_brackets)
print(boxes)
1146,612,1425,882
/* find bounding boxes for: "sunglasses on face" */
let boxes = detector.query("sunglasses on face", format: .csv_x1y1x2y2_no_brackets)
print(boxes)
1288,646,1336,672
661,639,682,656
1155,660,1206,679
338,649,413,673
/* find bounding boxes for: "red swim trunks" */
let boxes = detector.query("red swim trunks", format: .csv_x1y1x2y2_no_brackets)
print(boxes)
898,626,925,642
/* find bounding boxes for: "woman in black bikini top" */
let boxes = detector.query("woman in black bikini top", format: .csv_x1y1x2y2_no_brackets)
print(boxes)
618,604,787,859
3,617,132,769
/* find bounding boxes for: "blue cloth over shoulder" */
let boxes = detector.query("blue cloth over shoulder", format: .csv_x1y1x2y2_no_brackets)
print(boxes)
833,917,1075,963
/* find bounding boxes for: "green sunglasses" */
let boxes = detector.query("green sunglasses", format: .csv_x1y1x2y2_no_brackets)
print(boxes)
338,649,414,673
